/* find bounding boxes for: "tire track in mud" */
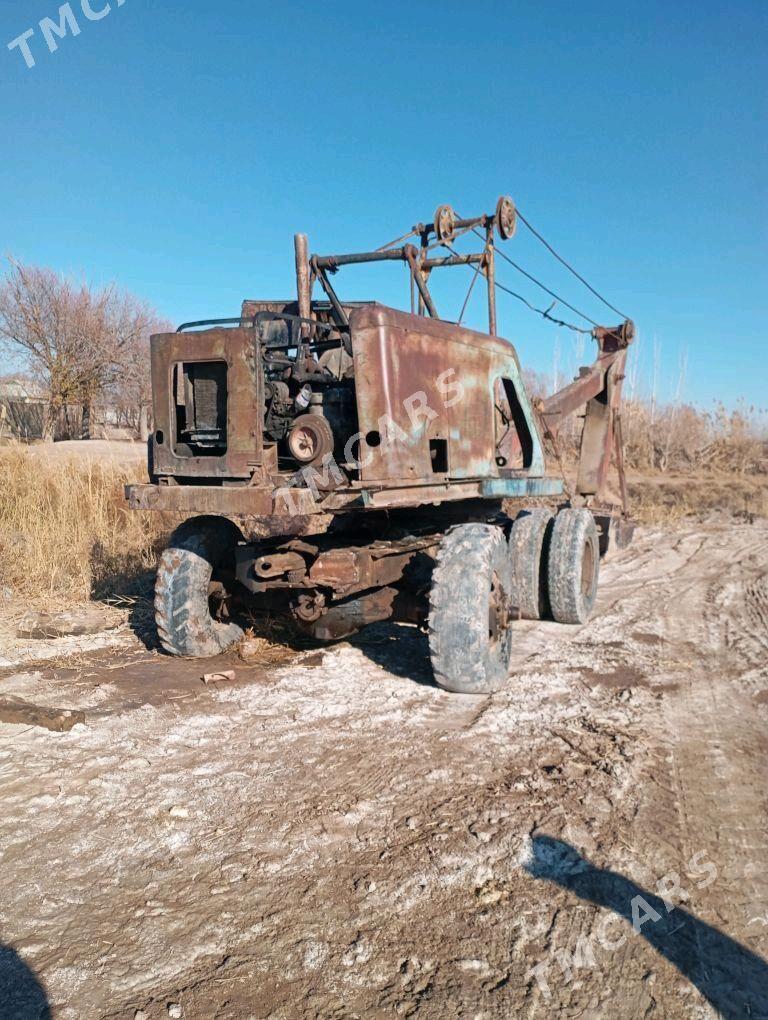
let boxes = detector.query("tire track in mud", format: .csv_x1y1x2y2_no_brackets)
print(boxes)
506,523,768,1018
602,525,768,1018
499,533,672,1019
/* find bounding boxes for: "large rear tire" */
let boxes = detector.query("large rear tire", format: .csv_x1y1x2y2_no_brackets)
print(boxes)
509,508,554,620
428,523,513,695
547,509,600,624
155,516,244,657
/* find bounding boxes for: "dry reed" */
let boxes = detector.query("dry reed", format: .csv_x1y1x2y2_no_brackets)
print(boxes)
0,446,178,608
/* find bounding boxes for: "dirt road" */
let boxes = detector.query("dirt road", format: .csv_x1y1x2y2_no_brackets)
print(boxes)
1,517,766,1019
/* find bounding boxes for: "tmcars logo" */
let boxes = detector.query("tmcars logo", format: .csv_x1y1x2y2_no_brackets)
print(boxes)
7,1,126,69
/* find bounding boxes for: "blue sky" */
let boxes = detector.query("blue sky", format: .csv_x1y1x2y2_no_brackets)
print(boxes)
1,0,766,409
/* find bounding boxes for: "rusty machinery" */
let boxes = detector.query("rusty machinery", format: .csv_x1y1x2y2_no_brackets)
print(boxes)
127,196,635,694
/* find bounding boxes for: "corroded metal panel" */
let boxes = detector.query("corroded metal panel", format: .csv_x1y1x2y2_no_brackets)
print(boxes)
126,483,273,515
150,327,263,479
349,306,545,486
481,477,564,498
576,351,628,497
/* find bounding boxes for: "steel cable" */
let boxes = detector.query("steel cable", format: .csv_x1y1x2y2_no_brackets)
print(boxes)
514,207,629,319
470,228,600,328
442,242,593,335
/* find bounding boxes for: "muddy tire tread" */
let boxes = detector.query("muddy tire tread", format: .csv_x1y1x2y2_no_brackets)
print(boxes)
509,508,554,620
547,508,600,625
155,516,244,658
428,523,513,695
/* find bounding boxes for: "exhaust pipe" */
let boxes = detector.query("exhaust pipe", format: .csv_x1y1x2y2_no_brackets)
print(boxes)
294,233,311,325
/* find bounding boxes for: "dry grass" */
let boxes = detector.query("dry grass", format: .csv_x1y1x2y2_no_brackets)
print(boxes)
1,419,765,618
0,445,178,609
237,628,298,667
628,472,768,525
549,396,767,526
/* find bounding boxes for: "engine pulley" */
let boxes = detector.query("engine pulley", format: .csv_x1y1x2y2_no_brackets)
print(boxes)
287,414,335,467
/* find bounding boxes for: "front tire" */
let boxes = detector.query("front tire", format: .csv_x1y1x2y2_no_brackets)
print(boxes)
428,524,513,695
155,516,244,657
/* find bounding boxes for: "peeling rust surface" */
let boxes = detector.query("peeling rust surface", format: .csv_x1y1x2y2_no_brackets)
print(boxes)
150,326,263,480
293,586,399,641
126,483,274,516
349,305,546,484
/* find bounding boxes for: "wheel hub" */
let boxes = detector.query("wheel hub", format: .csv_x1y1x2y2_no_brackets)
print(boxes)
488,570,510,647
291,591,327,623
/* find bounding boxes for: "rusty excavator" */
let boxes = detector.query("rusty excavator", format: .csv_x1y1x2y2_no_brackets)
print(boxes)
127,196,635,694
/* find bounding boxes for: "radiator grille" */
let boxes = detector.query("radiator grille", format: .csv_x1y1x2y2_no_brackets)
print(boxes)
180,361,227,450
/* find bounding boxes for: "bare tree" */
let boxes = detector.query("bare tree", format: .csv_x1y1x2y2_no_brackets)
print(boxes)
72,285,168,439
0,257,169,440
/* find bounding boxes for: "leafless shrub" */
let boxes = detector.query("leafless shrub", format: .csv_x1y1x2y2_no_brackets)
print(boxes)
621,399,765,474
0,257,171,439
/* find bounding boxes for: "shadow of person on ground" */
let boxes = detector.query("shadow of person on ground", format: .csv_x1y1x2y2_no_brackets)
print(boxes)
0,944,51,1020
525,835,768,1018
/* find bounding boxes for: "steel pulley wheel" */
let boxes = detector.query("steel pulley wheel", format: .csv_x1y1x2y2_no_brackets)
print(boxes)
287,414,335,467
433,204,456,243
495,195,517,240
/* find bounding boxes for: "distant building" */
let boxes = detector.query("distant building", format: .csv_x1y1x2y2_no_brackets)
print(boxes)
0,377,46,402
0,378,47,440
